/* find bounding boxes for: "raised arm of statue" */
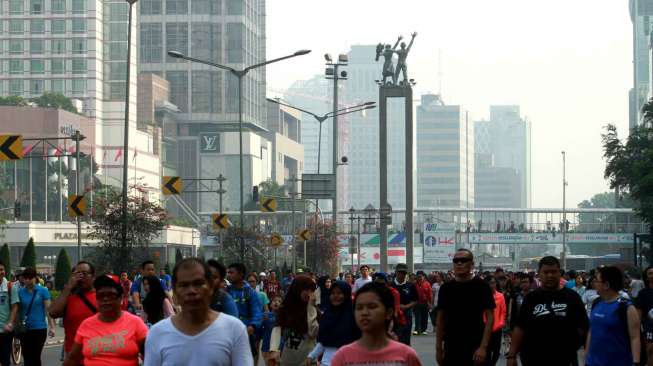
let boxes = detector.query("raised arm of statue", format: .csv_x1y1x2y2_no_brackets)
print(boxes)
393,35,403,50
406,32,417,53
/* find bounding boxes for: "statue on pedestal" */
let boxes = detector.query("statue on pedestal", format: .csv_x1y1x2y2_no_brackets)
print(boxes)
375,32,417,86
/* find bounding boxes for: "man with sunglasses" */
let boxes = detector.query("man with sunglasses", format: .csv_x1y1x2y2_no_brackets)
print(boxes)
436,249,495,366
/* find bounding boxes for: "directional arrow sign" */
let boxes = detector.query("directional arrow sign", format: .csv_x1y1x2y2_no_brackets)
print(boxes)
162,176,182,195
0,135,23,161
270,232,283,247
211,213,231,231
297,229,311,241
260,197,277,212
68,195,86,217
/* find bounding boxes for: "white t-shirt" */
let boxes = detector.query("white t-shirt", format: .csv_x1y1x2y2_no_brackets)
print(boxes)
353,277,372,293
143,313,253,366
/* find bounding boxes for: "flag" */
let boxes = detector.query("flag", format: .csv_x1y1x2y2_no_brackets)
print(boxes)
68,146,76,154
22,144,34,156
114,149,122,162
54,147,63,157
132,147,138,162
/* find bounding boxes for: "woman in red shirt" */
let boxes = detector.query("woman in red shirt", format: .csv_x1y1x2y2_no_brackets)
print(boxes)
484,275,507,366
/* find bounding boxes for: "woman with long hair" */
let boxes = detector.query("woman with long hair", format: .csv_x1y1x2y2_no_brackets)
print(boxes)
308,281,361,366
330,283,420,366
316,276,332,312
484,275,507,366
141,275,174,326
269,275,319,366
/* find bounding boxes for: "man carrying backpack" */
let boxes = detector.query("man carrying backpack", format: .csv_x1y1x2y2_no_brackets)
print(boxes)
585,266,642,366
227,263,262,357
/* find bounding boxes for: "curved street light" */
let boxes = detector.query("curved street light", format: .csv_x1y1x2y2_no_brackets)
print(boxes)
166,49,311,262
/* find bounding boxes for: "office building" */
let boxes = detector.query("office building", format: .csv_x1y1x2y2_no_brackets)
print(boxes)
474,106,531,210
344,45,408,213
416,94,474,209
0,0,161,192
629,0,653,127
265,100,304,187
139,0,268,213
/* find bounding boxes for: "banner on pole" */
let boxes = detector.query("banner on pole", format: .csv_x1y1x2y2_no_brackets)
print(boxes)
423,223,456,263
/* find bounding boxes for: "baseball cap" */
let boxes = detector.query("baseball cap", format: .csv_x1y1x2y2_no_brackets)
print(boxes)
395,263,408,273
93,274,123,295
373,272,388,283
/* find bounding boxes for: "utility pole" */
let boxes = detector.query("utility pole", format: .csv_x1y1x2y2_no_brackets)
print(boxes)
74,130,83,261
561,151,568,269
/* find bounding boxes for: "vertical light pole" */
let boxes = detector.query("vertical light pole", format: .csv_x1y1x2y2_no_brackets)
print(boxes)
121,0,138,262
73,130,84,260
325,54,348,227
167,49,311,263
561,151,568,269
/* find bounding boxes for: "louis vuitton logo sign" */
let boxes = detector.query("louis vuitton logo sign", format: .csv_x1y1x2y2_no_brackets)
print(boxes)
200,133,220,153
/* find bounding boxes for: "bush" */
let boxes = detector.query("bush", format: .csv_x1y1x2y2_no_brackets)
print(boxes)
20,238,36,269
54,249,72,291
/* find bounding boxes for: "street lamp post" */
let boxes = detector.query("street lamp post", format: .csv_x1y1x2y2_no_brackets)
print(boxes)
121,0,138,266
561,151,568,269
266,98,375,211
167,49,311,262
324,54,348,228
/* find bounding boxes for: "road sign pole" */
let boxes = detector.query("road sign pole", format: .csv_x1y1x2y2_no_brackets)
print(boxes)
291,174,296,268
74,130,82,260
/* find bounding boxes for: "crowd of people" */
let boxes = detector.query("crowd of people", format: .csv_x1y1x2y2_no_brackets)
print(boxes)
0,250,651,365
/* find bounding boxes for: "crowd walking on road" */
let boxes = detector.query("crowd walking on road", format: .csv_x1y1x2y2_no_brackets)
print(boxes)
0,250,650,365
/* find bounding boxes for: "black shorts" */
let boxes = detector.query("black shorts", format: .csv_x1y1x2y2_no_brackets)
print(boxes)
645,321,653,342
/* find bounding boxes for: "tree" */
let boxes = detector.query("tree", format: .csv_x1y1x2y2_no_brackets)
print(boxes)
602,118,653,261
304,217,340,275
31,92,78,114
219,227,271,272
88,184,168,273
0,96,28,107
20,237,36,269
54,249,72,291
258,180,287,199
0,244,11,276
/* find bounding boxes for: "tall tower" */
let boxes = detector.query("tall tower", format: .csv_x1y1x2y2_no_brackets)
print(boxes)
139,0,268,212
629,0,653,127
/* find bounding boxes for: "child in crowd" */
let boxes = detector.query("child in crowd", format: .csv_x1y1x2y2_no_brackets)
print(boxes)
262,295,282,366
331,283,421,366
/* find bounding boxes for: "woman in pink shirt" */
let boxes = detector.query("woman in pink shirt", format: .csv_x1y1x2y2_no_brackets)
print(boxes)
64,275,148,366
331,283,421,366
484,276,507,366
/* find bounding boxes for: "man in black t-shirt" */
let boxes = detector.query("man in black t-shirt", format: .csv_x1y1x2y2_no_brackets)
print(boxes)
436,248,495,366
506,256,589,366
391,263,418,346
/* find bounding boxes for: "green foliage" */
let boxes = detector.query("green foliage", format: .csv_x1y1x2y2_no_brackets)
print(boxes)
88,184,168,273
258,179,287,199
0,96,28,107
0,244,10,276
602,118,653,261
20,237,36,269
54,249,71,291
31,92,78,114
602,123,653,226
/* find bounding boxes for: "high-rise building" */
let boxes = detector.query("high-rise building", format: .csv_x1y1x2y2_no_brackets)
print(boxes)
629,0,653,127
474,106,531,209
265,100,304,187
416,94,474,209
139,0,268,213
344,45,407,212
0,0,160,191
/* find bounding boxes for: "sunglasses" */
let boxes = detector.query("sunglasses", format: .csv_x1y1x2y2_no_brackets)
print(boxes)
452,257,472,264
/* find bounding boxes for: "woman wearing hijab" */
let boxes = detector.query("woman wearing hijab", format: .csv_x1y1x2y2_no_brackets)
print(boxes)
316,276,331,312
269,275,319,366
308,281,361,366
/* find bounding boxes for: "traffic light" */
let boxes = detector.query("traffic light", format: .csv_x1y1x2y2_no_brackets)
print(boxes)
14,201,20,219
252,186,259,202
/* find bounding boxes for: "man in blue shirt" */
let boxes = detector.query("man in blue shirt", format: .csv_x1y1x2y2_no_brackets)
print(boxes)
130,260,167,310
227,263,262,357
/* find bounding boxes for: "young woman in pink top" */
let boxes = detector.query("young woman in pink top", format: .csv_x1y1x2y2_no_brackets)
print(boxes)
331,283,421,366
484,275,507,366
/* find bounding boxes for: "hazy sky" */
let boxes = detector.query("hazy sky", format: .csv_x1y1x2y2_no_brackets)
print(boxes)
266,0,632,209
